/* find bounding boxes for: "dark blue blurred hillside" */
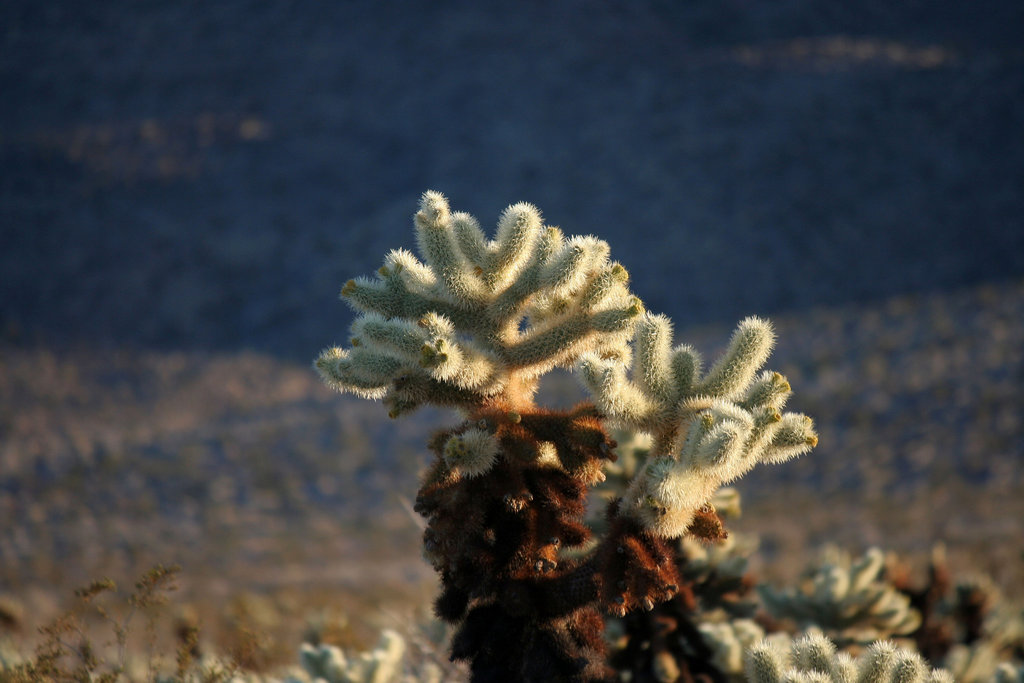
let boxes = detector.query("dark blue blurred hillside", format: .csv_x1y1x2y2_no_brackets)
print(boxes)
2,0,1022,361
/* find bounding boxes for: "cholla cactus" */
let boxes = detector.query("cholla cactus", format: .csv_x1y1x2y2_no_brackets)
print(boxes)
0,639,24,672
299,630,405,683
946,643,1007,683
583,318,816,632
316,190,642,417
700,618,772,676
943,600,1024,683
679,519,761,618
315,191,817,681
993,662,1024,683
984,602,1024,658
579,314,817,537
744,633,953,683
759,548,921,646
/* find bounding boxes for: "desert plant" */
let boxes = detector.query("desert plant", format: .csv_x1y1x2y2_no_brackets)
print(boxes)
315,191,818,681
0,565,240,683
759,547,922,647
299,630,405,683
744,632,954,683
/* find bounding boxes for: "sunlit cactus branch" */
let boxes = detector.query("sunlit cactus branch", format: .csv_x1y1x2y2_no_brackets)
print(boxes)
578,313,818,537
316,191,643,415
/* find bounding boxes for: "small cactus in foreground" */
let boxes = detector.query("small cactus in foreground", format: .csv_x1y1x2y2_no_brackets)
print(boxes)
299,630,405,683
745,633,953,683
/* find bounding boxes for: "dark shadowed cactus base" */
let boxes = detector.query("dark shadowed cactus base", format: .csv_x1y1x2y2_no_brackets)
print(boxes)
602,501,735,683
415,405,617,682
610,589,725,683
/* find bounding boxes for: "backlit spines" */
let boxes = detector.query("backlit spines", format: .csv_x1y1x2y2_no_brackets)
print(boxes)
314,347,389,400
488,201,542,290
791,633,856,683
745,638,787,683
579,314,789,450
442,428,500,478
633,313,675,403
451,211,488,272
414,191,488,307
740,370,793,412
316,191,643,413
697,317,776,399
762,413,819,464
541,235,608,298
578,313,817,537
744,635,953,683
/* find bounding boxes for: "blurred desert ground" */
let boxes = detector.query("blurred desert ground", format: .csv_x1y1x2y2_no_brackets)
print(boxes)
1,0,1022,665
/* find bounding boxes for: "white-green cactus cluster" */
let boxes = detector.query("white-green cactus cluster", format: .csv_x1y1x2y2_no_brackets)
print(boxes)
700,618,777,676
981,600,1024,657
944,599,1024,683
947,643,1007,683
579,314,817,537
315,190,643,416
744,633,953,683
298,630,406,683
759,548,921,647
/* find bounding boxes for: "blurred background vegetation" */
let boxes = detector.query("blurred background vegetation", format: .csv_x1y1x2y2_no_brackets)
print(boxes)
1,0,1021,671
